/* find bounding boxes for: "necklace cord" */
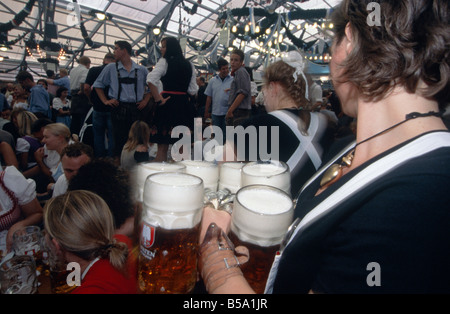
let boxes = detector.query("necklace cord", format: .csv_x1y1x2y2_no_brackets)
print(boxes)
355,109,444,148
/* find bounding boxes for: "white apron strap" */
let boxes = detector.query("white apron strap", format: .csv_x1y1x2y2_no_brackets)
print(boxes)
269,110,325,171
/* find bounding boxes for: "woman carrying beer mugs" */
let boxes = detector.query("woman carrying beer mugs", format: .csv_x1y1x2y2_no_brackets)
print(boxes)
199,0,450,294
44,190,138,294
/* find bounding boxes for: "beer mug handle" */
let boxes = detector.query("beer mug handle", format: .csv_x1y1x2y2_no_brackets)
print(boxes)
199,223,249,293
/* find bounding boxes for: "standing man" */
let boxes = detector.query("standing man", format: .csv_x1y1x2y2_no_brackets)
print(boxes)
69,56,91,135
84,52,116,158
204,58,233,143
51,142,93,197
47,68,71,96
225,49,252,127
94,40,151,158
196,76,208,118
16,71,50,119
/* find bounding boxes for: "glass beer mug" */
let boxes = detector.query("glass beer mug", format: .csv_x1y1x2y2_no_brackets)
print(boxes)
133,162,186,203
181,160,219,192
229,185,294,294
241,160,291,196
138,172,204,294
218,162,245,194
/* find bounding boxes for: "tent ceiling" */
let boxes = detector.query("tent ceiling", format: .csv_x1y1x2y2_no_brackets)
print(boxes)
0,0,341,82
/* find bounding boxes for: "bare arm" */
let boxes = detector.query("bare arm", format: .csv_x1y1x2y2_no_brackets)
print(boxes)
204,96,212,119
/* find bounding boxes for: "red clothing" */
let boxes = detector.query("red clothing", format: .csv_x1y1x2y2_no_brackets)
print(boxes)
71,234,138,294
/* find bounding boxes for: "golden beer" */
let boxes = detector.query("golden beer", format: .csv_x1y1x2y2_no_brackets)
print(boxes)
50,268,77,294
231,185,294,294
138,224,200,294
229,231,279,294
138,172,204,294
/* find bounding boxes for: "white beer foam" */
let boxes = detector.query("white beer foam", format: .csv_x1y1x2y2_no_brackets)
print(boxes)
218,162,245,193
231,186,294,247
134,162,186,202
143,172,204,230
241,161,291,195
181,160,219,192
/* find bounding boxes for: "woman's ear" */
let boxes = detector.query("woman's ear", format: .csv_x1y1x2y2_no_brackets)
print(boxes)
51,237,63,254
344,22,354,54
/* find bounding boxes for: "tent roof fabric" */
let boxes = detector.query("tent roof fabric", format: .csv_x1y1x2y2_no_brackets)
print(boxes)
0,0,340,82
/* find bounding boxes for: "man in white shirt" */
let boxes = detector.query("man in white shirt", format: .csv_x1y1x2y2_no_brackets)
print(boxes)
69,56,91,135
52,142,93,197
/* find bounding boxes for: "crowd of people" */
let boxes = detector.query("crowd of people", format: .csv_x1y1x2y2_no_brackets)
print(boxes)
0,0,449,294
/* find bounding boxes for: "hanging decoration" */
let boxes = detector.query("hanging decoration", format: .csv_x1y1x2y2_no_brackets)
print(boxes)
71,0,102,49
0,0,36,33
181,0,202,15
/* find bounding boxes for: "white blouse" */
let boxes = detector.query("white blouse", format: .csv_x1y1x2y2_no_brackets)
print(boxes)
0,166,36,216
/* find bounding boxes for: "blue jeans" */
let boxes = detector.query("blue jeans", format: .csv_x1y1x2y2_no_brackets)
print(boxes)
92,110,114,157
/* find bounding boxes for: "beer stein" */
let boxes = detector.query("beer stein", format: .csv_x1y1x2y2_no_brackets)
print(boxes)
218,162,245,194
181,160,219,192
12,226,45,272
133,162,186,203
241,160,291,196
229,185,294,293
139,172,204,294
0,255,37,294
42,232,77,294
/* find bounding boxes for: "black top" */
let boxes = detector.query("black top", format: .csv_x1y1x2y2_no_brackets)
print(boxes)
273,132,450,293
161,58,192,92
85,64,111,112
236,109,336,195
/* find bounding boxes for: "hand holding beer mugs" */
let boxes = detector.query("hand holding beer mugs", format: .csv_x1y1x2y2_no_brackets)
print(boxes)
229,185,294,293
139,172,204,294
199,223,249,294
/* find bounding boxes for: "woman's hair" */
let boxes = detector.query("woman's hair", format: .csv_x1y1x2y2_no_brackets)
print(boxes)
263,60,309,109
332,0,449,106
44,123,77,142
56,86,68,98
123,120,150,151
68,159,134,230
264,60,311,134
44,190,129,272
162,36,185,61
14,108,37,137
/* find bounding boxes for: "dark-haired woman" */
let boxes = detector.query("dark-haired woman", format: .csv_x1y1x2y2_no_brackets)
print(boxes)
52,86,71,128
146,36,198,161
199,0,450,294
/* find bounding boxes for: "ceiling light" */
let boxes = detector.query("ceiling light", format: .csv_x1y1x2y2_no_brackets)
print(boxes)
96,13,106,20
153,27,161,35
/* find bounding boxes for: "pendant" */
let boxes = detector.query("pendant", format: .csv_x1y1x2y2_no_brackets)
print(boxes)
319,150,355,188
320,163,344,188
